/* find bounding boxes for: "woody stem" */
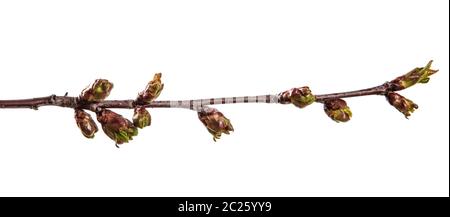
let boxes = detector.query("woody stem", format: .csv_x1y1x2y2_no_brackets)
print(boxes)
0,82,393,111
314,83,391,102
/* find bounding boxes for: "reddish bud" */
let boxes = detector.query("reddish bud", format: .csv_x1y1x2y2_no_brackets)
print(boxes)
386,92,418,118
198,108,234,141
132,106,151,129
96,109,138,146
79,79,114,102
74,109,98,138
324,98,352,122
278,86,315,108
390,60,438,91
137,73,164,103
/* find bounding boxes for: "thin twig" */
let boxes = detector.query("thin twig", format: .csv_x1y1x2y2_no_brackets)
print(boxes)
0,60,439,144
0,83,391,111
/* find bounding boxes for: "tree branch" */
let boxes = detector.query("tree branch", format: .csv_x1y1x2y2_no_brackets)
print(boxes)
0,60,439,144
0,79,424,111
0,84,389,111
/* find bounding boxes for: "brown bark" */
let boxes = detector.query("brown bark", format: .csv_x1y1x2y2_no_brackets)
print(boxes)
0,82,394,111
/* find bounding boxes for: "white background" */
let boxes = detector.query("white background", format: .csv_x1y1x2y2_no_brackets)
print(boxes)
0,0,448,197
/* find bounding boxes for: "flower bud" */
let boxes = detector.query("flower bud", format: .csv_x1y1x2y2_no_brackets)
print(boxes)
137,73,164,103
386,92,418,118
324,98,352,122
96,109,138,146
132,106,151,129
79,79,114,102
74,109,98,138
390,60,438,91
198,108,234,141
278,87,315,108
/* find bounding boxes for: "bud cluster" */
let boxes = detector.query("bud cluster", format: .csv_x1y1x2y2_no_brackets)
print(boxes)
63,60,437,146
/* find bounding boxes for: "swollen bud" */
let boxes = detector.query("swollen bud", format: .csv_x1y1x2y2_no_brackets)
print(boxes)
198,108,234,141
278,86,316,108
137,73,164,103
96,109,138,147
132,106,151,129
324,98,352,122
74,109,98,138
79,79,114,102
390,60,438,91
386,92,418,118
